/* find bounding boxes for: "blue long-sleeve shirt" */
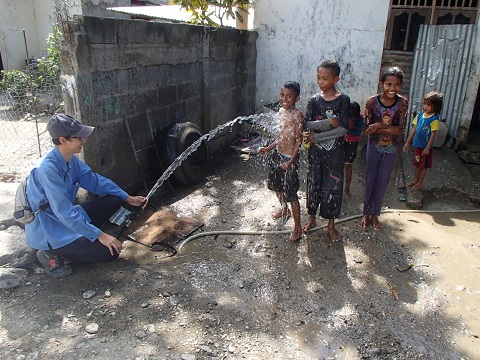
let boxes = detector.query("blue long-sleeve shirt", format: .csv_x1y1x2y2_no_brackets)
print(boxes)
25,147,128,250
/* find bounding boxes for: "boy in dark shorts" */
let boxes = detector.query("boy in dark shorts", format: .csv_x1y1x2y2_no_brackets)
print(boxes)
302,60,350,242
343,102,364,199
259,81,304,243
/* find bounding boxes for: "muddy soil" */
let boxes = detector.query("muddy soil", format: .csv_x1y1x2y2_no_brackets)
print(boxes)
1,149,479,360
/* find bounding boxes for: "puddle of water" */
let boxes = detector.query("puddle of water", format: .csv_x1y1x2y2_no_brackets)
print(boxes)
120,241,177,264
285,321,359,358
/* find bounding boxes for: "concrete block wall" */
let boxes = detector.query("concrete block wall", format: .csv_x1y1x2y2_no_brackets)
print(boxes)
208,28,257,128
61,16,256,193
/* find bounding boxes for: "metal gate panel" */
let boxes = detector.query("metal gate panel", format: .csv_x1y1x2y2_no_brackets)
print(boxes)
408,24,476,137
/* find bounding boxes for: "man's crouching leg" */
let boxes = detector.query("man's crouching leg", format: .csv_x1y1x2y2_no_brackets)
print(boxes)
37,237,119,277
36,250,73,278
37,195,124,277
53,236,120,265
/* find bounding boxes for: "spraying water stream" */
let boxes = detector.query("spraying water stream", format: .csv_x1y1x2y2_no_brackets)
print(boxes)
117,111,480,360
145,113,278,200
111,112,277,238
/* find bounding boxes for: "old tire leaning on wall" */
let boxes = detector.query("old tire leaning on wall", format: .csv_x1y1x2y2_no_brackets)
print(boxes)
165,122,209,187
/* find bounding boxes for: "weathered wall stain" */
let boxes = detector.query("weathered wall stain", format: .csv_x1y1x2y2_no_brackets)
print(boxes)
254,0,390,111
106,97,120,116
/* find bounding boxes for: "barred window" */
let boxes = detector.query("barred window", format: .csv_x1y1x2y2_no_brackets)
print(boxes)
385,0,479,51
391,0,477,7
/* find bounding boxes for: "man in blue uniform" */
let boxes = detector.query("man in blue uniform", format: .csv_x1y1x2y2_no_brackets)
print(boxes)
25,113,147,277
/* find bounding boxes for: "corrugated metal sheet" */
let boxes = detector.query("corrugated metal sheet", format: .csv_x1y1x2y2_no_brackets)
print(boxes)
408,24,476,137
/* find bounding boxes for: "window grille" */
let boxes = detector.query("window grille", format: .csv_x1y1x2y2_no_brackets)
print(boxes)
386,0,479,50
392,0,477,8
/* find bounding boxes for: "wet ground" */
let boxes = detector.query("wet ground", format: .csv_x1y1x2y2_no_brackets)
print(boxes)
1,148,480,359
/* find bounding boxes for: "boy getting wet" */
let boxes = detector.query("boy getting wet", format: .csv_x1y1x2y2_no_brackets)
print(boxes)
259,81,304,243
302,60,350,243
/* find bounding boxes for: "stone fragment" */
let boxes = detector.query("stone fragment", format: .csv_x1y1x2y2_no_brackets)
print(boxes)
406,187,423,209
0,226,34,267
82,290,96,299
199,345,213,354
0,267,28,289
146,324,155,334
10,248,37,268
181,354,196,360
85,323,99,334
170,295,180,305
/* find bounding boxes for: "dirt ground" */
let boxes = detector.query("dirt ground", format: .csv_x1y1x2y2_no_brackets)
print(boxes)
1,148,480,360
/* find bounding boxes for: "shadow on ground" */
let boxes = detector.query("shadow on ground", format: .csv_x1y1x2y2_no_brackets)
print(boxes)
1,149,479,359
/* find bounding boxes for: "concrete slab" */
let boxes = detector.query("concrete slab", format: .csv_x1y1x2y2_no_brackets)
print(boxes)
402,147,480,207
0,225,31,267
0,182,18,224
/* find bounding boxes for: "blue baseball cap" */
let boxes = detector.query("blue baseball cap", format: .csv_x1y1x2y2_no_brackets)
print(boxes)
47,113,94,139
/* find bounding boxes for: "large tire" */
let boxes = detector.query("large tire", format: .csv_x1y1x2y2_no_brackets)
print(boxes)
165,122,209,187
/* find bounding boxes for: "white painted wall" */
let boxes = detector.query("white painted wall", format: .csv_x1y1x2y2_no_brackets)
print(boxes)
253,0,390,111
0,0,91,72
0,0,41,71
33,0,57,55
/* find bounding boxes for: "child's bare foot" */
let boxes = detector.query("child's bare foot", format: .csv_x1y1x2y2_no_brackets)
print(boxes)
358,215,370,228
343,189,350,200
327,223,341,243
302,217,316,233
406,181,416,188
286,229,302,243
412,183,423,191
272,208,290,220
371,215,383,230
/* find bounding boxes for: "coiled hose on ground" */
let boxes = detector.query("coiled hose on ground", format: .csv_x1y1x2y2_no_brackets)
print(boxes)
177,208,480,252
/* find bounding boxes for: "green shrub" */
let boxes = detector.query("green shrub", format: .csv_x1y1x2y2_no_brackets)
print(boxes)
36,26,62,89
0,70,32,99
0,26,62,111
170,0,251,27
